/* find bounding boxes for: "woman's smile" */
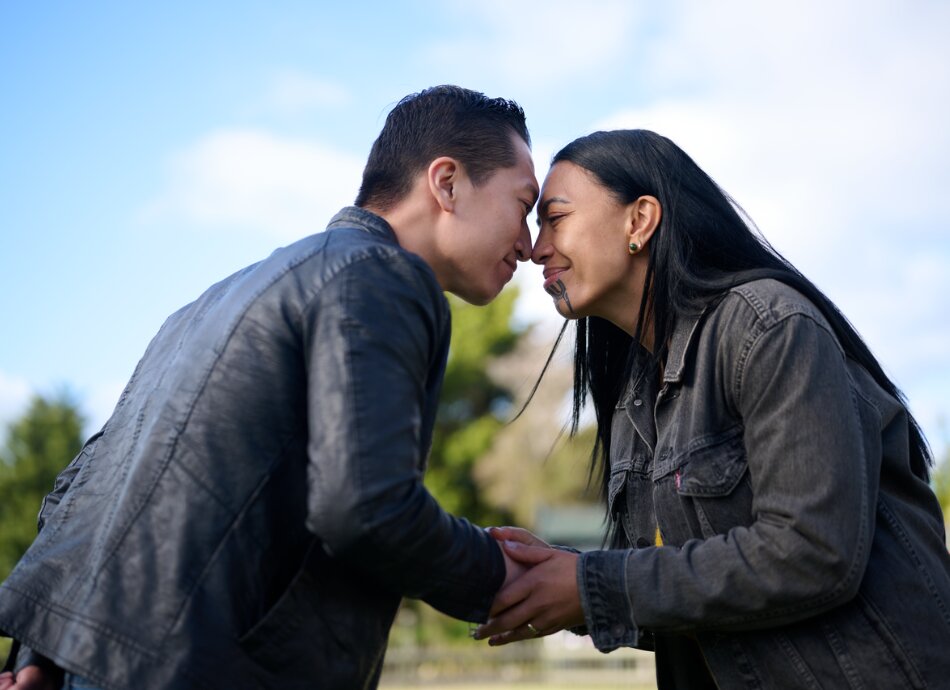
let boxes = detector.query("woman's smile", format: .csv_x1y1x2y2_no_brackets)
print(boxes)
543,267,568,291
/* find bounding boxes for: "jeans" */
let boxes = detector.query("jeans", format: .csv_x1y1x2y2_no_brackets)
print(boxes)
63,673,103,690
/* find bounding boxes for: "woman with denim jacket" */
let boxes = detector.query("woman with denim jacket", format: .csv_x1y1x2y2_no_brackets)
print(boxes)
474,130,950,688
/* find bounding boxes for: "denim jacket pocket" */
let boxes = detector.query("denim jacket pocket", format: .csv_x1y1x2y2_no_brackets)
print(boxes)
655,427,754,540
608,457,633,519
675,426,748,498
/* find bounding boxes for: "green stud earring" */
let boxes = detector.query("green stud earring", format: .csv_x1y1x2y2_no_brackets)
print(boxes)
628,242,639,255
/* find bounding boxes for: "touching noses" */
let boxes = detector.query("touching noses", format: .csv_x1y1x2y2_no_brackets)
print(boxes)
513,222,532,262
531,226,552,265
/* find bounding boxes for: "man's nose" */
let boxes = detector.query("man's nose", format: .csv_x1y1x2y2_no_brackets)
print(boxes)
514,223,532,262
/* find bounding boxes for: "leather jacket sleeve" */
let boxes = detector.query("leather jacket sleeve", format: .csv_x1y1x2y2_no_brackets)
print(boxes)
4,431,104,673
302,252,505,622
36,430,104,532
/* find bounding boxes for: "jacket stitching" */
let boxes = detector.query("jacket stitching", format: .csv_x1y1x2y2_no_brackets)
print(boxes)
687,314,871,629
877,497,950,630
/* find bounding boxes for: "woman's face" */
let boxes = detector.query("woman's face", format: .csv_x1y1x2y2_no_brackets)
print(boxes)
531,161,653,333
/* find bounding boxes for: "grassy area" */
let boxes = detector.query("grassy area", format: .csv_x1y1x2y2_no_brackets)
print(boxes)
0,637,659,689
380,635,656,688
382,685,654,690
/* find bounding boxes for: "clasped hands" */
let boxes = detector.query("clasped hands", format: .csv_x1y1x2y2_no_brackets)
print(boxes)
473,526,585,646
0,664,60,690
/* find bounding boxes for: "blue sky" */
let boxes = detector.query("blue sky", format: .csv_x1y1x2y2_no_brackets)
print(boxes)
2,1,949,457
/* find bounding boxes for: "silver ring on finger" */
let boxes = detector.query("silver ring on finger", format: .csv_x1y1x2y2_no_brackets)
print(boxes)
525,622,541,637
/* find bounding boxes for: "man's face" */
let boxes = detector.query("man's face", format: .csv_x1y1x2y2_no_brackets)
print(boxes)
440,136,538,305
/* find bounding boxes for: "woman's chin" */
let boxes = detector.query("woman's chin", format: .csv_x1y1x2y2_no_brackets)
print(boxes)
548,298,577,320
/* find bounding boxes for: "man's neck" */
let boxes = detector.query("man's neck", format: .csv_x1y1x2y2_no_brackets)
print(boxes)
364,201,447,291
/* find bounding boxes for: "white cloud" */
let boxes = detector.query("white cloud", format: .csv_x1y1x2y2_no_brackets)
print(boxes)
425,0,643,89
512,0,950,447
143,128,364,241
588,1,950,374
0,371,31,434
655,0,949,231
79,380,127,436
0,375,128,441
262,71,350,116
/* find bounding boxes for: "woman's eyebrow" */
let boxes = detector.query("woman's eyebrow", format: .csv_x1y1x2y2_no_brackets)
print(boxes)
538,196,570,216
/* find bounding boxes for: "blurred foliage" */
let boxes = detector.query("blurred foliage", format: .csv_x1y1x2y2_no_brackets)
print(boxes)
934,447,950,520
396,293,600,649
398,289,526,648
0,392,84,666
0,392,84,582
425,289,524,528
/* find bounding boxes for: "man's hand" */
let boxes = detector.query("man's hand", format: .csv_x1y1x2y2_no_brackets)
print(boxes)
501,547,527,589
0,665,62,690
493,525,551,589
475,540,585,645
487,526,550,549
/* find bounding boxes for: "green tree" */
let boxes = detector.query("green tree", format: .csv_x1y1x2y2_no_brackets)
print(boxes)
0,392,85,582
0,392,84,663
389,288,533,649
390,290,604,653
424,288,525,528
475,325,601,529
935,448,950,520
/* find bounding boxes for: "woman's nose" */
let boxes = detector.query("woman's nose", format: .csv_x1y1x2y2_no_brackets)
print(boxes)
531,232,552,265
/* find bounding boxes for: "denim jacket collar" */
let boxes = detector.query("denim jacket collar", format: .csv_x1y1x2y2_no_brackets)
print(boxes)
327,206,399,245
663,311,705,384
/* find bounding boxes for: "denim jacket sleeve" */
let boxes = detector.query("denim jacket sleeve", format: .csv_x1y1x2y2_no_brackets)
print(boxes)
581,306,881,652
302,251,504,622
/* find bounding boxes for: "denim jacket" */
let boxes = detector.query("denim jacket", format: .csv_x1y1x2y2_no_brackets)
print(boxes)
578,279,950,688
0,207,505,690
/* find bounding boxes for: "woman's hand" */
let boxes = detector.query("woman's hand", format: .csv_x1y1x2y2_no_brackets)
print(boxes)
475,540,585,646
0,666,61,690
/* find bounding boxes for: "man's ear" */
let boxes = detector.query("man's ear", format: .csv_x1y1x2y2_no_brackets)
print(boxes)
427,156,460,212
626,195,662,249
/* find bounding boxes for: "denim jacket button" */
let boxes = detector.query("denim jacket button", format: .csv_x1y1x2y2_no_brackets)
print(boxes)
633,399,643,407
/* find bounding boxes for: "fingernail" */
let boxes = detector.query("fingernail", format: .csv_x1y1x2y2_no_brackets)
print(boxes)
504,540,521,549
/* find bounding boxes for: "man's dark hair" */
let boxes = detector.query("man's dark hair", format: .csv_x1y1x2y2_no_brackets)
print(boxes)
355,85,530,211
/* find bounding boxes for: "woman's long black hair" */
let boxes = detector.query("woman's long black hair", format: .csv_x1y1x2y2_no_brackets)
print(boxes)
544,130,932,538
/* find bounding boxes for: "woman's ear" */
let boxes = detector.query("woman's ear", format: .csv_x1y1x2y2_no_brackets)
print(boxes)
427,156,459,212
626,195,662,250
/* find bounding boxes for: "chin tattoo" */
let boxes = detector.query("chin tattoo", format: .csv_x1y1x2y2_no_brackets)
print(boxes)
545,278,576,316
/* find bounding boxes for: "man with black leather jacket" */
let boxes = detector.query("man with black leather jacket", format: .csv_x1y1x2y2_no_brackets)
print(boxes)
0,85,539,690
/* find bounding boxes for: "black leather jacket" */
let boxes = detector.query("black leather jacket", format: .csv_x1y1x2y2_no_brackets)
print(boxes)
0,207,505,689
